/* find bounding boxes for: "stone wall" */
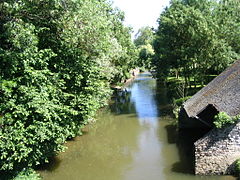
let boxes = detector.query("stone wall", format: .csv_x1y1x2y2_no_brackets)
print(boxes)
194,120,240,175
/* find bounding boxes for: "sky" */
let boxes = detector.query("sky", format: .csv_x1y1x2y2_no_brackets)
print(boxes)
112,0,170,38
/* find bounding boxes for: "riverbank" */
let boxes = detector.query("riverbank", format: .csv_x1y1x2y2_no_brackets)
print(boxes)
111,69,140,90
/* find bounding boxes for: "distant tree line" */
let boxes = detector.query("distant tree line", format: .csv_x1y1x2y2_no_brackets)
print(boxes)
134,26,155,70
0,0,137,175
153,0,240,86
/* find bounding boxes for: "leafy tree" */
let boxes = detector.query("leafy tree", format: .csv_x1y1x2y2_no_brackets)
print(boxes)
0,0,137,175
153,0,240,85
138,44,154,69
134,26,155,69
134,26,154,47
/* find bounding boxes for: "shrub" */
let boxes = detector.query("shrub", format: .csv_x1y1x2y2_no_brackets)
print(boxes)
0,0,137,174
235,159,240,177
174,96,192,106
214,112,240,128
13,168,41,180
172,96,192,119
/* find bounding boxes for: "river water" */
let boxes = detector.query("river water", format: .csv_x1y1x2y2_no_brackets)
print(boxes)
40,73,235,180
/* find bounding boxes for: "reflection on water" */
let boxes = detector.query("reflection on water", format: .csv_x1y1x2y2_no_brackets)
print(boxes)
39,72,235,180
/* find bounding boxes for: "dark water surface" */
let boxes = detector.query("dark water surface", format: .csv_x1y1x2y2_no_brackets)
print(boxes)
39,73,235,180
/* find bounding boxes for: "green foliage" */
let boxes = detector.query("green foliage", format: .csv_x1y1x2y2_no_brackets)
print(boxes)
153,0,240,85
235,159,240,177
213,112,240,128
0,0,137,175
172,96,192,119
13,168,41,180
134,26,155,69
0,168,40,180
138,44,154,69
134,26,154,47
174,96,192,106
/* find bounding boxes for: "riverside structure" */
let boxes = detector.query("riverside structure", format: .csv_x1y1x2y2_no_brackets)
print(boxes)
179,60,240,175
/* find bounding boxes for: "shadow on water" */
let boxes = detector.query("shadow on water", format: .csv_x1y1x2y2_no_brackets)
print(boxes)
165,124,178,144
172,128,213,174
110,72,160,118
163,120,213,175
110,89,136,115
156,80,209,175
155,82,195,175
37,157,61,172
155,82,174,117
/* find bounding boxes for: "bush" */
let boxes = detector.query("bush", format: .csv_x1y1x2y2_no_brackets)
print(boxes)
172,96,192,119
0,168,40,180
235,159,240,177
0,0,137,174
214,112,240,128
13,169,41,180
174,96,192,106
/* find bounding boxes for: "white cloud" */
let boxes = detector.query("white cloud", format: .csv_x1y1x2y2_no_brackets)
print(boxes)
113,0,170,36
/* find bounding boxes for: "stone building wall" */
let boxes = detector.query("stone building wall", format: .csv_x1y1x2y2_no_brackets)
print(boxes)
194,120,240,175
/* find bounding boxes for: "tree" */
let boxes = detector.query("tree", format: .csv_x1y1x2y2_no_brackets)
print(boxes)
153,0,240,85
134,26,155,69
138,44,154,69
0,0,137,174
134,26,154,47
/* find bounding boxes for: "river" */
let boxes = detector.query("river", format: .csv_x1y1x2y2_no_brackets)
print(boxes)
39,72,235,180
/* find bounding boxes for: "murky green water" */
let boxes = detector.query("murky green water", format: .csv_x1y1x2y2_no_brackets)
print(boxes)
39,73,235,180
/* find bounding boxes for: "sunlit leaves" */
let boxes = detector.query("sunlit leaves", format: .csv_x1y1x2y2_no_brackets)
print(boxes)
0,0,136,173
153,0,240,83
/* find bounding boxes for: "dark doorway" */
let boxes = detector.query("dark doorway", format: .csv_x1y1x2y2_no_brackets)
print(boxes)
197,104,219,127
